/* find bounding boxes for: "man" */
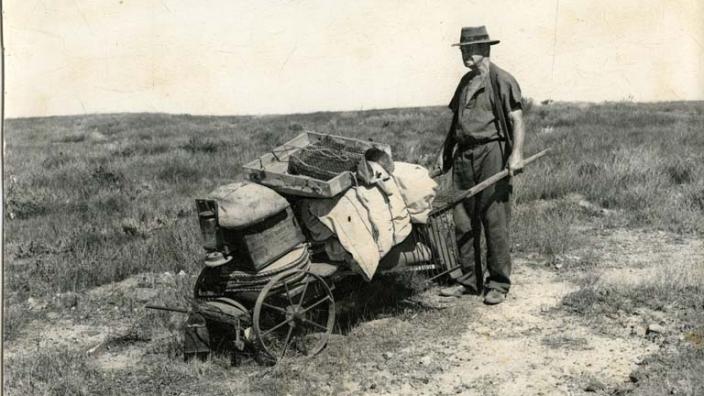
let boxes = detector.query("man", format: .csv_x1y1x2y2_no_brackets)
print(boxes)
437,26,525,305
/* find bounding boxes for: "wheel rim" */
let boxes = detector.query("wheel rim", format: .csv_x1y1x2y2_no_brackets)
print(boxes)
253,269,335,362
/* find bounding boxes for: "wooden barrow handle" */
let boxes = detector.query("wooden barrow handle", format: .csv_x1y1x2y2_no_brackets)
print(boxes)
432,148,551,213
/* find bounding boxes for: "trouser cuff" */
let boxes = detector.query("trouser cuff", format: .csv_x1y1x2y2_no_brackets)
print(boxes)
486,280,510,294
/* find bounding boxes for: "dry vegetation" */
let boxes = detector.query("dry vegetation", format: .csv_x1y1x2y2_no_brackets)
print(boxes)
3,101,704,395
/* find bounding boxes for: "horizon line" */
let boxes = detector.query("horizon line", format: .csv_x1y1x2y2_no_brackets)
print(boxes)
4,99,703,121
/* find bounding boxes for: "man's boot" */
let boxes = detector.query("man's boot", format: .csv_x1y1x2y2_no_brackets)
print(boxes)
483,289,506,305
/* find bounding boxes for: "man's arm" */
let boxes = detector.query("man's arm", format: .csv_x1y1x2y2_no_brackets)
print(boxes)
442,115,458,171
506,109,525,175
430,112,458,177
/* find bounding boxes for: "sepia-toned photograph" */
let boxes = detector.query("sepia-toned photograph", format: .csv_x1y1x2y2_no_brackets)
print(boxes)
2,1,703,394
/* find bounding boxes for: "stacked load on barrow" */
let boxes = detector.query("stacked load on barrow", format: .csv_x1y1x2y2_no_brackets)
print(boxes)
197,132,443,287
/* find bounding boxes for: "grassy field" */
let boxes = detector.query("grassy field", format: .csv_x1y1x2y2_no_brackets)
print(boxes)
3,101,704,394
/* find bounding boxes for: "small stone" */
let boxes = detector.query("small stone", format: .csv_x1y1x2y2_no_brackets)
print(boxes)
178,270,187,276
382,352,394,360
419,355,432,366
58,292,79,308
27,297,46,311
134,287,159,303
647,324,666,335
631,324,648,337
584,379,606,392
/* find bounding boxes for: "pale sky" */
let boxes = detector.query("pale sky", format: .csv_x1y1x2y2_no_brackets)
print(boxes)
3,0,703,118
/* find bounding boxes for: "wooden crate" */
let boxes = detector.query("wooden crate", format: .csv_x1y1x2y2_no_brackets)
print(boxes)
222,207,306,271
242,131,392,198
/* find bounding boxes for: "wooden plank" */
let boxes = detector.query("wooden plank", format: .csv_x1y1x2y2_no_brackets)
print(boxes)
430,148,551,214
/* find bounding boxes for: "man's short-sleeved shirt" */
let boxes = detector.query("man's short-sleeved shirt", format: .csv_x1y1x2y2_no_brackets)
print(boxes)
448,63,522,146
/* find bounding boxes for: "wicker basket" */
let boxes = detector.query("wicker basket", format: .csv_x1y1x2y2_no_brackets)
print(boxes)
287,141,365,181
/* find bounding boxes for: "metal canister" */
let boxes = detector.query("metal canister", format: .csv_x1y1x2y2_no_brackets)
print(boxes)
198,210,221,251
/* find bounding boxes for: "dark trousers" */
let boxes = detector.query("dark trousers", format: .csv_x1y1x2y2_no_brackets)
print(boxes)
451,140,512,294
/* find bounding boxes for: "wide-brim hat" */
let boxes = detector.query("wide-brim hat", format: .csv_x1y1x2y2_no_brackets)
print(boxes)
204,251,233,267
452,26,500,46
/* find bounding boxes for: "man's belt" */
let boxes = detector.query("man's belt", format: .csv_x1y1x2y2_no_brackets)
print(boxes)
457,137,505,151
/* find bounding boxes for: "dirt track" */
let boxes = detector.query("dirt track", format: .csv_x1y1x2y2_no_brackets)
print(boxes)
369,228,702,396
5,226,702,395
388,263,651,395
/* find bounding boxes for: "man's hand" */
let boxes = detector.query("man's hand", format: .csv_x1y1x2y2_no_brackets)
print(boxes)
507,152,524,176
430,139,455,178
429,168,444,178
429,151,446,178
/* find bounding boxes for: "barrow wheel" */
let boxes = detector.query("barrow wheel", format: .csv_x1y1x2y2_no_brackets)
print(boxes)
253,269,335,362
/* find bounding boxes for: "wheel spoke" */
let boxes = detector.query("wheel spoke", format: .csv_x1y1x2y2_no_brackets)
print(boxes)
297,277,310,306
301,295,332,314
261,302,287,315
300,317,329,332
262,317,294,337
280,326,294,359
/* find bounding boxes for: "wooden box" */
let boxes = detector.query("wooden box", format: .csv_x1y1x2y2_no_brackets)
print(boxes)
242,131,392,198
222,207,305,271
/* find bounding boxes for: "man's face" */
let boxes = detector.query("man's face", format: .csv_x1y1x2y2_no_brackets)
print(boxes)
460,44,490,69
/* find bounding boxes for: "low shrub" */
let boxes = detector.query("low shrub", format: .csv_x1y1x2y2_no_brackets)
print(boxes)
5,198,49,220
41,152,73,169
181,136,221,154
56,133,86,143
157,162,200,183
91,165,126,188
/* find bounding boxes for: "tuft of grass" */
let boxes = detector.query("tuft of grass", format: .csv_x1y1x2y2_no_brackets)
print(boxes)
4,347,104,395
91,164,126,188
181,136,222,154
157,161,200,183
563,262,704,318
288,122,304,132
663,156,696,185
56,133,87,143
627,336,704,395
2,345,244,395
5,197,49,220
511,199,585,261
2,304,37,343
41,152,74,169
